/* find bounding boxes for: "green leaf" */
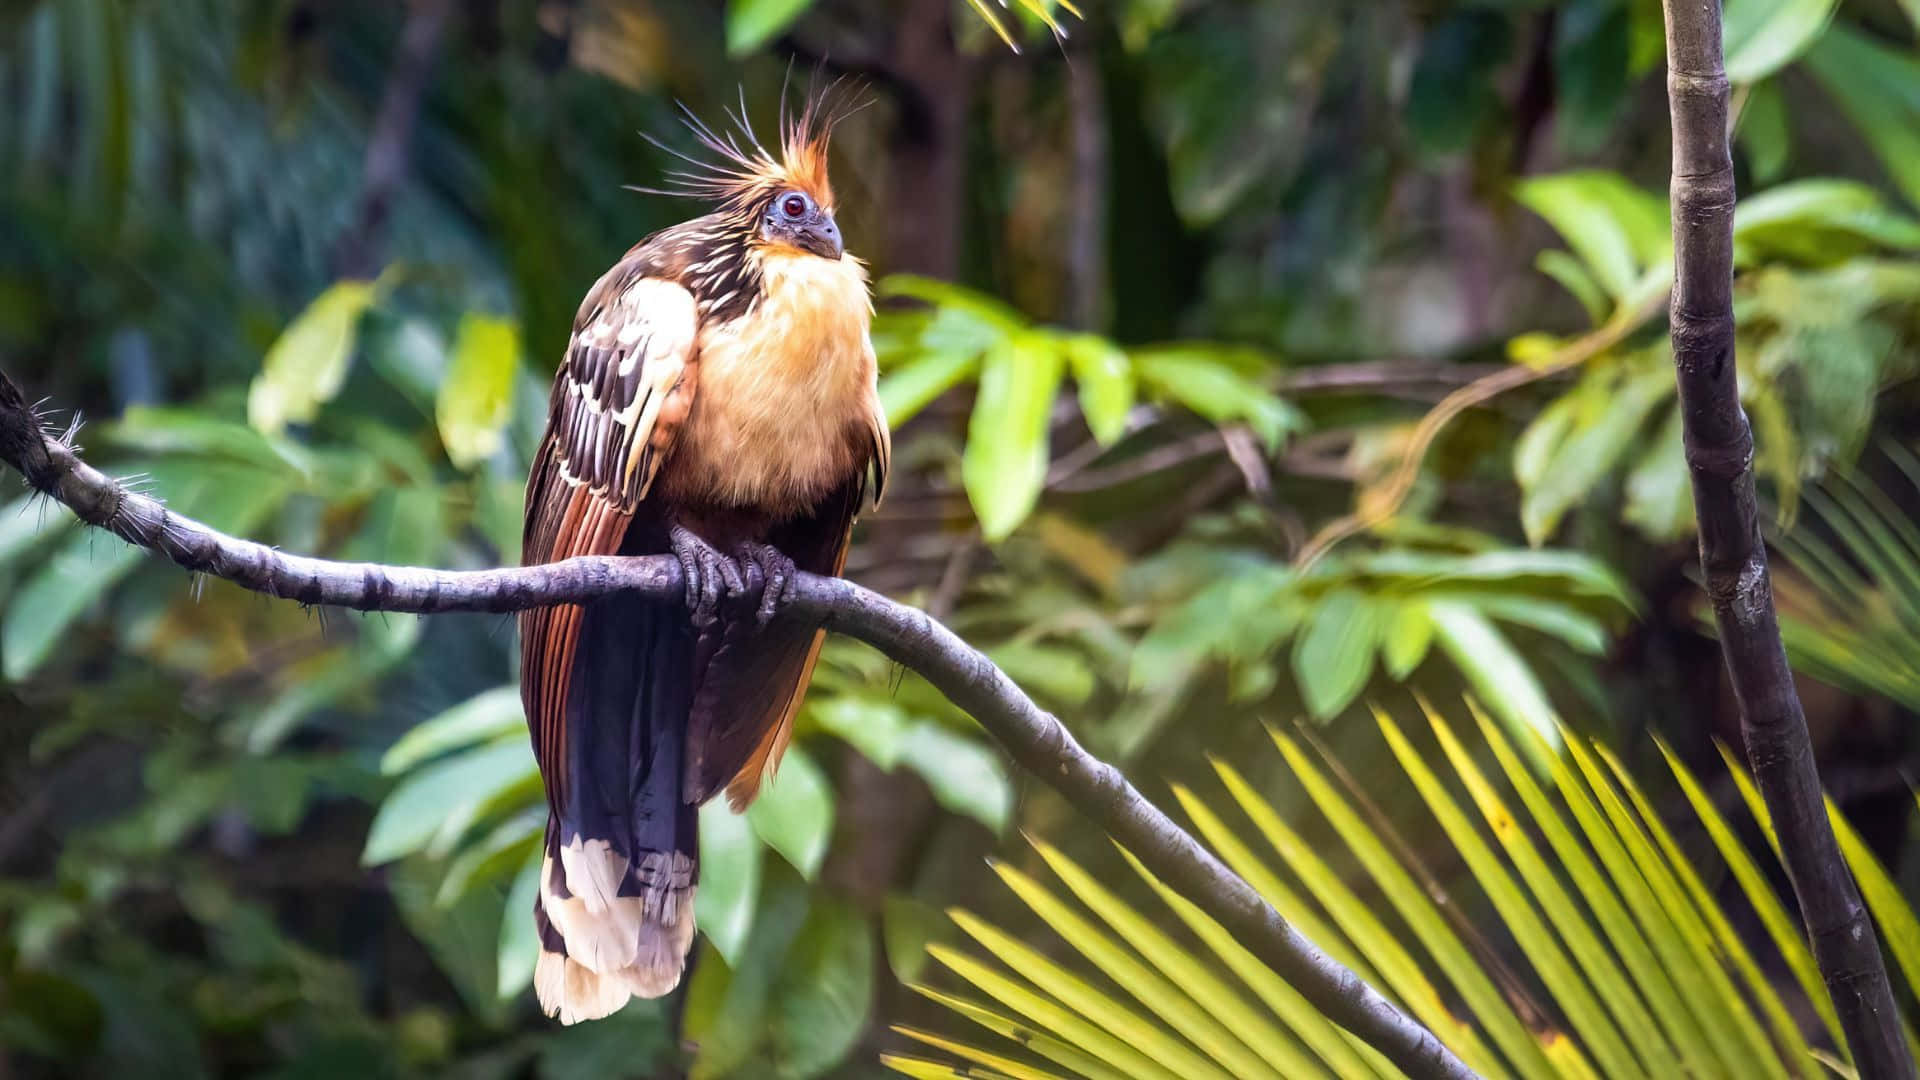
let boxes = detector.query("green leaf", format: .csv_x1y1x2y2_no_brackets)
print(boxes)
1380,600,1434,680
362,737,536,866
1131,349,1301,450
247,280,379,435
878,349,979,429
1290,588,1386,719
1065,334,1135,445
1427,602,1557,750
1521,364,1671,545
697,800,764,966
987,641,1095,706
1804,28,1920,210
1624,405,1695,541
963,334,1065,541
746,744,833,879
1738,80,1791,183
897,723,1011,833
1722,0,1839,82
883,894,948,985
438,808,541,904
381,686,524,775
1516,172,1669,300
435,313,521,469
765,899,875,1078
725,0,814,55
808,696,911,769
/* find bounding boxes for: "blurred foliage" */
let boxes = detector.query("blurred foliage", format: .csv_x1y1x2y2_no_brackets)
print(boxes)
5,0,1920,1078
895,699,1920,1079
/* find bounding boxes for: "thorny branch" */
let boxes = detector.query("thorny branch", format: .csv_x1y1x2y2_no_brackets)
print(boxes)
0,369,1479,1080
1659,2,1911,1076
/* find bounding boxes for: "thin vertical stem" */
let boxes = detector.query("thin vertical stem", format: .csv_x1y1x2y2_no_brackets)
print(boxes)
1660,2,1913,1075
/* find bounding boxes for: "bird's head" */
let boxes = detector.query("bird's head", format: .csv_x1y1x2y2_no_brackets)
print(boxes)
641,87,852,262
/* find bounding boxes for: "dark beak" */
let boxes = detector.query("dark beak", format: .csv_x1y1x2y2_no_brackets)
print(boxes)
798,216,843,259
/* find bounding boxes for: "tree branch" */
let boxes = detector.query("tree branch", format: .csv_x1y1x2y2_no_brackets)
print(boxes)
0,369,1477,1080
1659,5,1912,1076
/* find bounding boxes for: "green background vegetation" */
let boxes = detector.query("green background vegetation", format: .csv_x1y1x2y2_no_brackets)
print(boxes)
6,0,1920,1077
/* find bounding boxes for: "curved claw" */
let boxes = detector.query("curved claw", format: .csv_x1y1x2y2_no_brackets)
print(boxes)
734,541,797,629
669,524,726,630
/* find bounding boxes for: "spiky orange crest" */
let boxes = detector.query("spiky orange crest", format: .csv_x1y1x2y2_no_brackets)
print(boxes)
643,87,855,219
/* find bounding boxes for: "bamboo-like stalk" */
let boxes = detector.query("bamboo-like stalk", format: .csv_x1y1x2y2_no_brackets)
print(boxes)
1658,4,1912,1076
0,369,1478,1080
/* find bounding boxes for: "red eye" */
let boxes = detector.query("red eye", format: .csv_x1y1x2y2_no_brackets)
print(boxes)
782,194,808,219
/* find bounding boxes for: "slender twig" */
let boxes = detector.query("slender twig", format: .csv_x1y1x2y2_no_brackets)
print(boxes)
333,0,453,279
0,369,1478,1080
1659,4,1912,1076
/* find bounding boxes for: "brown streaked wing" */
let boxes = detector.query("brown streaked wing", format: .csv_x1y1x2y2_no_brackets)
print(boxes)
520,270,700,808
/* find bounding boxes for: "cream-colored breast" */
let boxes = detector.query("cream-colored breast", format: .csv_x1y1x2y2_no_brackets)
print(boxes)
667,249,881,518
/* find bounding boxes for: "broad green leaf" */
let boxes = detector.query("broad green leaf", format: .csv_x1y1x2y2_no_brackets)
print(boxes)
1739,79,1791,183
1290,588,1386,719
808,696,911,769
896,723,1011,833
725,0,814,55
924,947,1183,1080
1624,406,1695,541
883,895,948,985
1381,600,1434,679
963,335,1065,541
765,899,874,1077
948,911,1235,1080
438,808,541,905
1131,349,1301,450
882,276,1027,334
436,313,521,469
497,849,542,997
685,877,813,1080
1804,28,1920,210
1521,363,1671,545
0,493,75,569
879,349,979,428
1065,334,1134,445
361,737,535,866
987,641,1095,706
746,744,833,879
1460,594,1610,655
1722,0,1839,83
382,686,524,775
1428,602,1557,752
1536,250,1611,325
1028,840,1327,1079
697,800,764,967
1516,172,1668,300
1514,388,1585,491
247,280,378,435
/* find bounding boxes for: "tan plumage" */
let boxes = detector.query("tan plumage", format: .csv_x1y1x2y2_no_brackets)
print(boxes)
518,95,886,1024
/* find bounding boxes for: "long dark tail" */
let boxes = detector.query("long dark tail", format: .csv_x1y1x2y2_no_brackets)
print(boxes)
531,587,698,1024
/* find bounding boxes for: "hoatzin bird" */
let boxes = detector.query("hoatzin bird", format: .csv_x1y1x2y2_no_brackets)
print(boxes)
518,98,888,1023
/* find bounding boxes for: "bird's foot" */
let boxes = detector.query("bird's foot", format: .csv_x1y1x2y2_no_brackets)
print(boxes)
669,524,743,634
732,541,797,630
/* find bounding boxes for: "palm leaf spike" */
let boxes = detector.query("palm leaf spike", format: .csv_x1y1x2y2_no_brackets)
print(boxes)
890,1028,1081,1080
881,1053,1025,1080
1428,697,1685,1077
923,943,1186,1080
986,860,1285,1080
903,984,1135,1080
1266,727,1564,1079
1557,729,1789,1078
1022,836,1334,1079
1652,735,1846,1061
1112,845,1399,1079
1293,718,1555,1028
1588,739,1817,1075
1196,763,1510,1075
944,912,1233,1080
